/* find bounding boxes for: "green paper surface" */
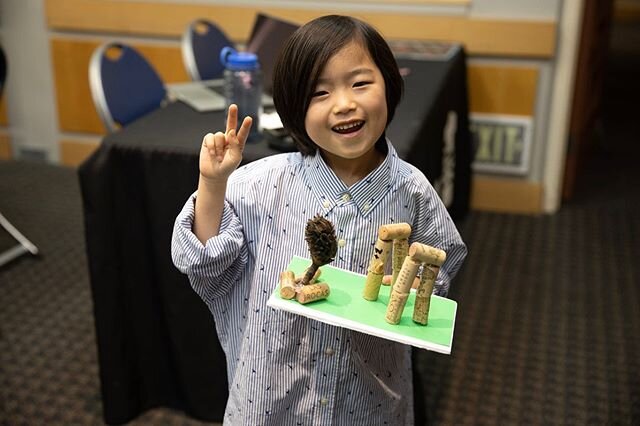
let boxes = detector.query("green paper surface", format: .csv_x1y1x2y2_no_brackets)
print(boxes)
266,256,457,354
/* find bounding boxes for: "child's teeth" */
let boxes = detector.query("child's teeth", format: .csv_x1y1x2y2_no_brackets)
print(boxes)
334,121,363,132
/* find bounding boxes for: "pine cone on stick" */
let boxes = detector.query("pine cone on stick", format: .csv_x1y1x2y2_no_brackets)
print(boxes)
300,215,337,286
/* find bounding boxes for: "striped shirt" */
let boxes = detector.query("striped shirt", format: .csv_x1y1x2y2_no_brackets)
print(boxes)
172,139,467,425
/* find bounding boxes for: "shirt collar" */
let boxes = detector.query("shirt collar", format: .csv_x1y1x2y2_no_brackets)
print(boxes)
303,138,399,216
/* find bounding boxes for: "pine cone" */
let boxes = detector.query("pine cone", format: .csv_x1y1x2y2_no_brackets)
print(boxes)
305,215,337,266
300,215,337,286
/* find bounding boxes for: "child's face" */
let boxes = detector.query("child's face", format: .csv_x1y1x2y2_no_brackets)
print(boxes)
305,41,387,164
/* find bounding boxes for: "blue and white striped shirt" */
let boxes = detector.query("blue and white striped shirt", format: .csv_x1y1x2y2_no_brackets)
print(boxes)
172,140,467,425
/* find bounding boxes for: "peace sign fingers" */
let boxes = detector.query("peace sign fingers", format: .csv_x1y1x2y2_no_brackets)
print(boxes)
225,104,253,154
226,104,239,135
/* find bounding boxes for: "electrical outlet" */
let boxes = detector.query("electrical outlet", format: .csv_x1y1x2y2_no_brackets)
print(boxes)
18,147,47,162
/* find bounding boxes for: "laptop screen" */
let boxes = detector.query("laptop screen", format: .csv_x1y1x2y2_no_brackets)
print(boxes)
246,13,299,95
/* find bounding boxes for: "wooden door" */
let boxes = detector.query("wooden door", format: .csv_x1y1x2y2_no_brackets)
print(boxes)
562,0,614,199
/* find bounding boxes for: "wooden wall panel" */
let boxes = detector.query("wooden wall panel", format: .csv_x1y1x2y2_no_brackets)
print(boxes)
45,0,556,58
59,139,99,166
615,0,640,22
51,38,188,133
0,133,11,160
471,176,543,214
467,65,539,116
0,98,7,125
51,39,104,133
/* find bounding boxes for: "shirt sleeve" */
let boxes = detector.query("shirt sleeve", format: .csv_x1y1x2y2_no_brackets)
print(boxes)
171,191,248,302
412,181,468,297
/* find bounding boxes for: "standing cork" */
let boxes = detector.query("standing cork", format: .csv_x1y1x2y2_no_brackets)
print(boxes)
296,282,330,304
378,223,412,241
362,239,392,301
385,257,421,324
279,270,297,300
363,259,385,301
412,265,439,325
391,238,409,288
408,242,446,266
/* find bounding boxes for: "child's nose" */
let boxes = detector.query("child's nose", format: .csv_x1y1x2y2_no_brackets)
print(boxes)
332,93,357,115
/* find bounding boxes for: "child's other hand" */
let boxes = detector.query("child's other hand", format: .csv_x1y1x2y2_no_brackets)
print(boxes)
199,104,253,182
382,275,421,289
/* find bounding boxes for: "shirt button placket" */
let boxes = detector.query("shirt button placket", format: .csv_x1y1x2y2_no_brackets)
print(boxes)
315,335,339,424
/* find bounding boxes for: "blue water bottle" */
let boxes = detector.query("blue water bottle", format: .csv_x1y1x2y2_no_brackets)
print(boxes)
220,47,262,142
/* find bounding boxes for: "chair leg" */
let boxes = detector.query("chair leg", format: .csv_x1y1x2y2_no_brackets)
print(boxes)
0,212,38,267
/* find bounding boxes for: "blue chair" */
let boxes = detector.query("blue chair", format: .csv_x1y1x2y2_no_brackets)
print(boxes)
0,45,39,267
181,19,233,81
89,42,167,133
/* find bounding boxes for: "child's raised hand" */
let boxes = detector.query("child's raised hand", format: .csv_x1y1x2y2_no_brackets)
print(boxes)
199,104,253,182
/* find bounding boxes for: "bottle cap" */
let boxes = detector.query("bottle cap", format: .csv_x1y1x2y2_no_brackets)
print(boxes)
220,47,260,71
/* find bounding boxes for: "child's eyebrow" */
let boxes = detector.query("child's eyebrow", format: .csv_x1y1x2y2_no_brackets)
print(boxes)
317,68,375,84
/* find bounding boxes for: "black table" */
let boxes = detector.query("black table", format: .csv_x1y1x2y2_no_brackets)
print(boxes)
78,50,471,425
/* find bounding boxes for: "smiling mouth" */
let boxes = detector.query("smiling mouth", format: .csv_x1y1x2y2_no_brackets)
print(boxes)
332,121,365,134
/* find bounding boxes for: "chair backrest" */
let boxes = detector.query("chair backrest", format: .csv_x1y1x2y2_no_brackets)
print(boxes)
181,19,233,81
89,42,166,133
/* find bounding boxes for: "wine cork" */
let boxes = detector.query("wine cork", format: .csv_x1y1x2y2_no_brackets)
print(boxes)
362,271,384,301
296,267,322,285
393,256,422,295
385,291,409,325
361,238,390,302
391,238,409,288
378,223,412,241
408,243,446,266
367,239,392,272
412,265,439,325
296,282,330,304
279,270,297,300
384,257,421,324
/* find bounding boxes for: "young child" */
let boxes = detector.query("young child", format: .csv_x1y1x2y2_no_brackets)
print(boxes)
172,15,467,425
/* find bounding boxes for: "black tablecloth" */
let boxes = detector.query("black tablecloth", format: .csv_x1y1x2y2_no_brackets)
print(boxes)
78,50,470,425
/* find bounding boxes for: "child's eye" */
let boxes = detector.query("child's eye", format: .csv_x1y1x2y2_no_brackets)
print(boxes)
353,81,372,88
312,90,328,98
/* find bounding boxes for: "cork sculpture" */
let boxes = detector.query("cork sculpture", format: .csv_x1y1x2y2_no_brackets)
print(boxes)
279,215,337,305
385,242,446,325
362,223,411,301
363,223,446,326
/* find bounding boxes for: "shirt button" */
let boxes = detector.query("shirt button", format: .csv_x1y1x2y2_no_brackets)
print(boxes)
322,200,331,208
363,203,370,211
342,193,351,202
324,347,335,356
338,239,346,248
320,397,329,406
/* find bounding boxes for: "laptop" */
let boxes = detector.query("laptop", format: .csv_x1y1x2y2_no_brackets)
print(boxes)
168,79,274,112
246,13,300,95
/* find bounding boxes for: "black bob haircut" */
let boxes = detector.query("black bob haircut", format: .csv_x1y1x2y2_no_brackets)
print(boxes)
272,15,403,156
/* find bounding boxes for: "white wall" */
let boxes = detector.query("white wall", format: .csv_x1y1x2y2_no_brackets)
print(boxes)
166,0,563,19
0,0,59,162
470,0,561,20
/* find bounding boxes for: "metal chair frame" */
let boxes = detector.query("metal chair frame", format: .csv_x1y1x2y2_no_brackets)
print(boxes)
0,45,39,267
181,19,233,81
